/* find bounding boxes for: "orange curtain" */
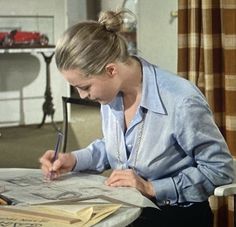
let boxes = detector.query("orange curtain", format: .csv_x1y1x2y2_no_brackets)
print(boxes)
178,0,236,227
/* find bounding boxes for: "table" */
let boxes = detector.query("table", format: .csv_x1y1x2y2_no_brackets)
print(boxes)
0,168,147,226
0,46,59,130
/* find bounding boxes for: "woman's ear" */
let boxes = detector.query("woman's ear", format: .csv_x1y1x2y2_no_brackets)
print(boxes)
105,63,118,78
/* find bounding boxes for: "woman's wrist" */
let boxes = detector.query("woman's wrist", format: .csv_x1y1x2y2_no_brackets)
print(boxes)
68,153,77,171
145,181,155,198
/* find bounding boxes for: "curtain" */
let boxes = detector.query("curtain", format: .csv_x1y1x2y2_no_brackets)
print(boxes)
178,0,236,227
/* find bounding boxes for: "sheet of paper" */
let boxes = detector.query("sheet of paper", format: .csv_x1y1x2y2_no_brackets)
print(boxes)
0,168,157,209
0,206,141,227
84,204,121,227
0,214,51,227
35,203,122,226
0,168,156,226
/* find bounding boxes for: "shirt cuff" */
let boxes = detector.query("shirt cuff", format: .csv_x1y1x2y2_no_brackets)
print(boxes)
151,177,178,206
71,149,92,172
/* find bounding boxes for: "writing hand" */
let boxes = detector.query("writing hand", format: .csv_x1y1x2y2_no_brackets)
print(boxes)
39,150,76,180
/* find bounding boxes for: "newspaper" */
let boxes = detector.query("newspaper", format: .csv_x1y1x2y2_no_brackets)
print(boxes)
0,168,157,226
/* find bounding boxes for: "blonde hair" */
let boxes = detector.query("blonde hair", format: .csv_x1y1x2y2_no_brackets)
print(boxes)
55,10,130,75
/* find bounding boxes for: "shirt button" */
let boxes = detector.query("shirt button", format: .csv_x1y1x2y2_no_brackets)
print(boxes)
164,200,170,205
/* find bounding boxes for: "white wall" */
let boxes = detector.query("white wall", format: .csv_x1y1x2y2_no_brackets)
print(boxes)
137,0,178,73
0,0,69,127
67,0,87,27
100,0,124,10
101,0,178,73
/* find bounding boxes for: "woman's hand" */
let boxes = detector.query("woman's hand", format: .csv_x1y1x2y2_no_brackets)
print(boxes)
105,169,155,198
39,150,76,180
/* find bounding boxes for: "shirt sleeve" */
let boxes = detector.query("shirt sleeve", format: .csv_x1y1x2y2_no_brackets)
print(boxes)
71,138,110,172
167,95,234,204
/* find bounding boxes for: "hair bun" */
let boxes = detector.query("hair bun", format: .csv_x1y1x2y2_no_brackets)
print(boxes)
98,10,123,33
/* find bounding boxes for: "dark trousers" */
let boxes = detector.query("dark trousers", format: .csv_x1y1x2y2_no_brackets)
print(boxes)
129,201,213,227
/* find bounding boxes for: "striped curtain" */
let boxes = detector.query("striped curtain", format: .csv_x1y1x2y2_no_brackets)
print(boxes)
178,1,236,227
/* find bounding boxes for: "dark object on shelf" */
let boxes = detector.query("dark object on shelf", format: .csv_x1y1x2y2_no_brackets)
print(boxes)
121,31,137,54
0,29,49,47
121,0,138,54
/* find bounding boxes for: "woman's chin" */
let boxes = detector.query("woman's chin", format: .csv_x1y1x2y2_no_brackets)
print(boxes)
98,100,107,105
98,100,111,105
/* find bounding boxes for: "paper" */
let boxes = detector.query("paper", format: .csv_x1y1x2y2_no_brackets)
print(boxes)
0,168,157,208
0,203,121,226
35,203,122,226
0,168,157,226
0,215,51,227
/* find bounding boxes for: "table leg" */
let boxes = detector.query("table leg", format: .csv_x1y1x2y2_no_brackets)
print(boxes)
38,52,59,131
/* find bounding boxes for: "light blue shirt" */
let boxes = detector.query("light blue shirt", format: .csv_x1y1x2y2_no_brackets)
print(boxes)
72,57,234,206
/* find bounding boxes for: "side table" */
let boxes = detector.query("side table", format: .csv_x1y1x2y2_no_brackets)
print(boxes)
0,46,59,130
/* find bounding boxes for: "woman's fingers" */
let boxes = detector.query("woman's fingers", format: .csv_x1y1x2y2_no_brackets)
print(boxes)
39,152,76,181
106,169,137,186
106,169,155,198
39,150,55,173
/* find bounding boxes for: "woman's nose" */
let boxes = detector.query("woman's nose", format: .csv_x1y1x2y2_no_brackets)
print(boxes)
77,88,89,99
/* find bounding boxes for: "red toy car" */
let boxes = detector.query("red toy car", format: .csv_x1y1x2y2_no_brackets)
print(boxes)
0,30,49,47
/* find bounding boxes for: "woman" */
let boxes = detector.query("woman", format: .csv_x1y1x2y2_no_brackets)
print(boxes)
40,10,234,227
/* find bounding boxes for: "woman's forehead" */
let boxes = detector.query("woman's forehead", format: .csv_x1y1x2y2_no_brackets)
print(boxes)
61,69,89,85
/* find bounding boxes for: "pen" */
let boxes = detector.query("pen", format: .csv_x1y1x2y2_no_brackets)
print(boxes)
49,132,63,180
52,132,63,163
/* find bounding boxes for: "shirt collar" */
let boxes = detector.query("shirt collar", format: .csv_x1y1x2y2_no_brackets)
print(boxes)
107,57,166,115
138,57,166,114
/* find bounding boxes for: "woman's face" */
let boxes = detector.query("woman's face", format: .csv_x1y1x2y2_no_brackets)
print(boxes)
62,69,120,105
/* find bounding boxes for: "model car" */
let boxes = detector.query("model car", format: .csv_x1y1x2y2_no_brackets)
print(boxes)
0,30,49,47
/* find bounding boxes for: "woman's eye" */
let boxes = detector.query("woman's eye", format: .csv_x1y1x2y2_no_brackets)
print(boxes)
75,85,89,91
81,86,89,91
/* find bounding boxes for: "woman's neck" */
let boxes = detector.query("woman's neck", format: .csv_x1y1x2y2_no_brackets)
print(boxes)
121,57,143,128
121,57,143,100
